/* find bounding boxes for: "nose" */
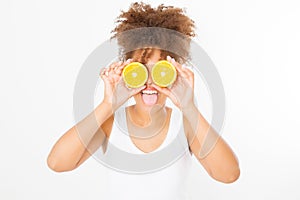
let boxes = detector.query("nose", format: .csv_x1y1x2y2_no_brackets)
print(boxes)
146,72,153,85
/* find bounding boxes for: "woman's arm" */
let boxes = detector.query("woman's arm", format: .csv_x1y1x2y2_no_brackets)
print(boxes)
152,56,240,183
47,101,113,172
183,103,240,183
47,60,144,172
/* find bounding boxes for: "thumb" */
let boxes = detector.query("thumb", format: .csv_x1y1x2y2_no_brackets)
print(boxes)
151,84,171,97
152,84,180,107
130,85,146,96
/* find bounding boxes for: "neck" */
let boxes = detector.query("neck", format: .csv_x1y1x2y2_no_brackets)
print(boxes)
130,104,167,127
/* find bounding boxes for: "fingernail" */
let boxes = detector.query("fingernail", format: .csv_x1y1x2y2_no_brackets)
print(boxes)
167,55,171,61
171,58,175,63
126,58,133,64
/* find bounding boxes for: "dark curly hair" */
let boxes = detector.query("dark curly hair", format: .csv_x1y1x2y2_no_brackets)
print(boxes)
111,2,196,64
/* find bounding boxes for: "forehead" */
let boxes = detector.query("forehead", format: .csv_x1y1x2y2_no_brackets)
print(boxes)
146,50,161,64
132,48,162,64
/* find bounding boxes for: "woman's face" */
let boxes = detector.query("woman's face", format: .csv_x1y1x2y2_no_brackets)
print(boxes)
132,49,168,108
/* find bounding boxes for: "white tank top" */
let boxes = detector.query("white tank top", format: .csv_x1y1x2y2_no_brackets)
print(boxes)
94,106,193,200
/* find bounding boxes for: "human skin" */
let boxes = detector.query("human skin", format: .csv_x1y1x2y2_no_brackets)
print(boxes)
47,49,240,183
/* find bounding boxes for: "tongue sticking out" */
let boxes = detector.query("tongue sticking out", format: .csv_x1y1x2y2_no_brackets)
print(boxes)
142,94,158,106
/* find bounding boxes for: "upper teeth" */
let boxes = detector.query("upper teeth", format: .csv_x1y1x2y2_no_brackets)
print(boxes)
142,90,158,94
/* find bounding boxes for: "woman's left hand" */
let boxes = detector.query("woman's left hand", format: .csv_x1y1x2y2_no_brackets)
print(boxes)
152,56,195,110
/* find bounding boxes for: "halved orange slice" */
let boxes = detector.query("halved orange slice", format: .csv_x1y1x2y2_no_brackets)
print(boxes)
122,62,148,88
151,60,177,87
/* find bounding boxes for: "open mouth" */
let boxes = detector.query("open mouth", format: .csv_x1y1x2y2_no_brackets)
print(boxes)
141,88,158,106
141,90,158,95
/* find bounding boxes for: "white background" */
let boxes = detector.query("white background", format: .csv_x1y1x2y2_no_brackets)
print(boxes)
1,0,300,199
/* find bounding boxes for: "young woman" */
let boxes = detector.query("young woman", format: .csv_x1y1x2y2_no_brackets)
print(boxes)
47,2,240,199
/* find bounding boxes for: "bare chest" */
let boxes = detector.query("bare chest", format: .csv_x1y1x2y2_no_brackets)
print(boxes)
127,109,172,153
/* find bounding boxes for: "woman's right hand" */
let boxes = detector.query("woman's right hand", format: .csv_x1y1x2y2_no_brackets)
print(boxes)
100,59,146,111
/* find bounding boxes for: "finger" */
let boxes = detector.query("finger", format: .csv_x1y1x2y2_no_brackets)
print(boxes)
166,55,172,62
100,72,106,80
100,68,106,76
176,74,193,89
180,70,193,84
169,57,189,78
109,61,122,69
116,76,131,90
110,60,129,77
104,67,115,78
115,67,123,75
152,84,180,106
166,56,188,80
181,68,194,87
108,65,117,77
115,59,133,74
106,63,120,78
111,59,130,75
182,65,194,77
100,68,109,77
100,69,110,83
152,84,172,97
130,85,147,96
99,67,106,76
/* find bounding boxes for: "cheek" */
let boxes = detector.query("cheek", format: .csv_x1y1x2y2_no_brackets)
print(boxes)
158,93,167,101
133,93,141,102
